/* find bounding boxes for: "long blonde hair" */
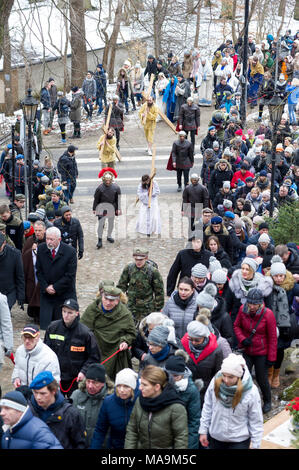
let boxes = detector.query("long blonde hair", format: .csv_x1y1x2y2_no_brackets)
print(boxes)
214,375,244,410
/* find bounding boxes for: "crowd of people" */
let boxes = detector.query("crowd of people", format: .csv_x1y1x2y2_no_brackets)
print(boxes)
0,29,299,451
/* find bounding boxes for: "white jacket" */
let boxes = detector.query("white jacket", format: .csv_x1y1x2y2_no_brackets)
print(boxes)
0,293,13,365
12,339,61,386
198,369,264,448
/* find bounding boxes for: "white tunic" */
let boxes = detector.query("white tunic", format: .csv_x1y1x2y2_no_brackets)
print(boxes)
136,181,161,235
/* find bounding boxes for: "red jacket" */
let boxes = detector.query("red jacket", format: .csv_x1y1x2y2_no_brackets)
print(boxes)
181,332,218,365
230,169,255,188
233,304,277,362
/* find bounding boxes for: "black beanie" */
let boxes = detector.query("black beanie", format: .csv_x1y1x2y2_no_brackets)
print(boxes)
85,363,106,383
165,355,186,375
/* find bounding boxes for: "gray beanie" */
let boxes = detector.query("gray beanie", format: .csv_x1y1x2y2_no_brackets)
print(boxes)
246,288,264,304
187,320,210,338
241,257,258,273
223,199,233,208
196,283,218,310
212,269,227,284
191,263,208,278
223,181,231,189
270,255,287,276
147,325,169,347
209,256,222,274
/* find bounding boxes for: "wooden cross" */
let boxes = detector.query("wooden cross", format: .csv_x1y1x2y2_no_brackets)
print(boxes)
141,73,155,125
100,103,122,161
148,144,156,208
156,108,177,134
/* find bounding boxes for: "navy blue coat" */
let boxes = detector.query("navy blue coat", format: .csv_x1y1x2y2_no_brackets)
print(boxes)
90,385,139,449
1,407,63,449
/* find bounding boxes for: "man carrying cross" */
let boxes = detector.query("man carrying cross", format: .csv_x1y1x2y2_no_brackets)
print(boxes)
139,95,159,156
97,127,117,169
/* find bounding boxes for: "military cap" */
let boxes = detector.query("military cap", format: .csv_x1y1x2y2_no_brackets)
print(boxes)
99,279,115,290
30,371,55,390
102,286,122,300
133,248,149,259
14,194,26,201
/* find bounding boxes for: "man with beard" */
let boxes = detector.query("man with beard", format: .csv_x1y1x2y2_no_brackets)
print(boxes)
54,206,84,260
97,127,117,169
35,226,77,330
93,168,121,249
139,96,158,156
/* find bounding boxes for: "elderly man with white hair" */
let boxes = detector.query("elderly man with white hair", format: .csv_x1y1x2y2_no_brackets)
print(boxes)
35,226,77,330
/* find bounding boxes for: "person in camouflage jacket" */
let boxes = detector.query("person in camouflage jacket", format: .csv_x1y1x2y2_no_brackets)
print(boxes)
117,248,165,325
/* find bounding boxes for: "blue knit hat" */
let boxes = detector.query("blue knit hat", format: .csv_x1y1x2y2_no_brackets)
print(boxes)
30,371,56,389
211,216,222,224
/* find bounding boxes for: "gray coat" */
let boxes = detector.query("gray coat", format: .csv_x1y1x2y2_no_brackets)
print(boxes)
69,92,82,122
162,291,198,338
0,293,13,366
82,78,97,99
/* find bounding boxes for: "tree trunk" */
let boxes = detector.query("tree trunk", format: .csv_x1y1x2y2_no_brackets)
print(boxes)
231,0,237,44
277,0,287,37
69,0,88,87
108,0,123,83
0,0,14,59
3,19,13,115
194,1,202,49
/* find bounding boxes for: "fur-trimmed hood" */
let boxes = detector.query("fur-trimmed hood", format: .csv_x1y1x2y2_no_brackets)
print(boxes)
205,224,230,237
215,159,232,171
266,269,295,292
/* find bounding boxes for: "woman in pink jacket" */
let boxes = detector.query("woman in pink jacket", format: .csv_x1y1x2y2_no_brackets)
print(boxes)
233,287,277,414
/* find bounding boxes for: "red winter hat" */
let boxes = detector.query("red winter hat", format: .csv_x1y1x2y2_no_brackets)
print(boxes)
235,129,243,136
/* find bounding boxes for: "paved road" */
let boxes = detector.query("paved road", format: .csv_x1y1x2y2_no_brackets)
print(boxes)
48,144,204,196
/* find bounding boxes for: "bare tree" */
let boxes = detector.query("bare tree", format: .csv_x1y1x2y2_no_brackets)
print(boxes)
69,0,88,86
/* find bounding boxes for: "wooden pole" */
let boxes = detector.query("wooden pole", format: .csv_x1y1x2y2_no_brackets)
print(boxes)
148,145,156,208
156,108,178,134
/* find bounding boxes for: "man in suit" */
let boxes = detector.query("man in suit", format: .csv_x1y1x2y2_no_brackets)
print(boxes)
36,226,77,330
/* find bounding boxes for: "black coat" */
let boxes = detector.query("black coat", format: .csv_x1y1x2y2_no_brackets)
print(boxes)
257,243,275,269
0,244,25,308
58,152,78,183
44,315,101,383
208,164,234,201
171,139,194,169
211,296,234,347
182,182,210,217
167,247,213,296
30,392,86,449
54,216,84,255
35,242,77,329
178,103,200,130
211,247,232,270
106,103,124,129
285,245,299,275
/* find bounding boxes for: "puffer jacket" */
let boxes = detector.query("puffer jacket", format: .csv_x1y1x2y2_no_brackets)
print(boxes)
11,339,61,386
234,304,277,361
91,385,140,449
162,291,198,338
181,332,223,403
125,383,188,449
1,406,63,449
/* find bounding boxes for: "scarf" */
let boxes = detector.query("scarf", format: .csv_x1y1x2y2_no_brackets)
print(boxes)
188,337,209,359
216,372,253,408
173,291,194,310
272,284,291,327
149,343,170,361
174,377,189,392
139,382,185,413
236,270,258,302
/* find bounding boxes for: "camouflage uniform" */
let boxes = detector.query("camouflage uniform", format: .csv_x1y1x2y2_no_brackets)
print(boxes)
117,251,165,325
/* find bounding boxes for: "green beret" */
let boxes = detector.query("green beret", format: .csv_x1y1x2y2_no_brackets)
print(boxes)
102,285,122,299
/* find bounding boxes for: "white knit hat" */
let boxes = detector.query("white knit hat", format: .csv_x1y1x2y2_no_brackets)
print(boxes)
270,255,287,276
211,268,227,284
209,256,222,274
258,233,270,243
115,368,138,390
187,320,210,338
220,353,246,378
196,283,218,310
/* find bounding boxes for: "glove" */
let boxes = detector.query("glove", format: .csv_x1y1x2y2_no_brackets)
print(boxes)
18,301,24,311
78,252,83,260
242,338,252,347
266,360,275,368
